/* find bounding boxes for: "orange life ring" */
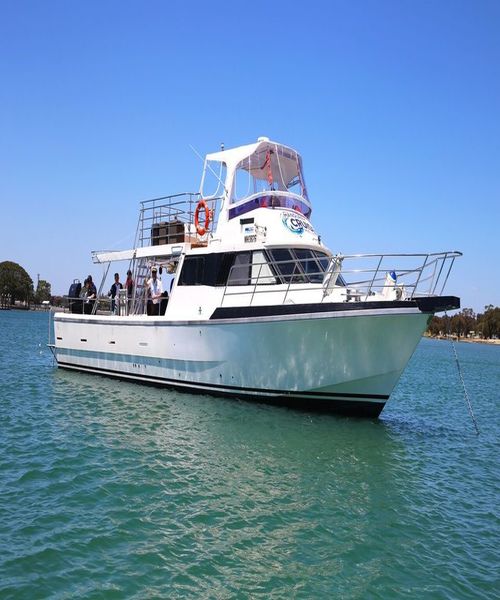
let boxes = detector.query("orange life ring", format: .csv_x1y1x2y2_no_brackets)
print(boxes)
194,199,210,236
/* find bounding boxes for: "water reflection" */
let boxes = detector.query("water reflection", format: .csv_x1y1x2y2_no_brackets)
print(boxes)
49,369,419,597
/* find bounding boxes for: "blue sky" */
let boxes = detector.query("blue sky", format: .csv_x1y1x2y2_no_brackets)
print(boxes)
1,0,498,311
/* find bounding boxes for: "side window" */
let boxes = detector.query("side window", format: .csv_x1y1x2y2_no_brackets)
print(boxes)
227,252,251,286
216,253,235,286
178,256,205,285
202,161,227,198
232,167,253,203
251,250,276,284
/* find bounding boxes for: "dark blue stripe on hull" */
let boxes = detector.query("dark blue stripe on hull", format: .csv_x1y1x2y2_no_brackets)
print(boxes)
57,362,386,418
210,296,460,320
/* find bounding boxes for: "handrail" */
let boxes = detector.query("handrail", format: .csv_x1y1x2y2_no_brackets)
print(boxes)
136,192,223,248
366,255,383,299
222,251,461,306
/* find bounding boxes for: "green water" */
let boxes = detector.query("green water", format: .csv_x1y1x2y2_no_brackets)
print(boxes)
0,310,498,599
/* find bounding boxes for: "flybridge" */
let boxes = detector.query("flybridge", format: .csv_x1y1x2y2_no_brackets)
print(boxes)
92,137,314,263
201,137,311,224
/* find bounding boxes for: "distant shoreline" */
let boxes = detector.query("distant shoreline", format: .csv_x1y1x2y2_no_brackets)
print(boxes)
425,334,500,346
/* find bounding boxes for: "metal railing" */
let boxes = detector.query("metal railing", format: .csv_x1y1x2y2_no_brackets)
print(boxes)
335,251,461,298
221,251,462,306
134,192,223,248
58,294,130,316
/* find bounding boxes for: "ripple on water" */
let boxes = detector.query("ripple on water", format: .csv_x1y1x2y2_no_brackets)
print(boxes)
0,313,499,599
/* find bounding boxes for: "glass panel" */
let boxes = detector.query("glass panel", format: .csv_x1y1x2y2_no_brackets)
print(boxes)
268,249,306,283
201,161,226,198
251,251,276,285
178,256,205,286
227,252,251,286
314,251,346,286
294,249,323,283
232,163,254,201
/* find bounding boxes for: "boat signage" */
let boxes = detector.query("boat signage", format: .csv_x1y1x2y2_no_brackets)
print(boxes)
281,211,316,236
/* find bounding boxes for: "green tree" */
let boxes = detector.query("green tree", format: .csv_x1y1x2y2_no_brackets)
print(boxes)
461,308,476,337
51,295,64,307
450,308,476,338
428,315,444,336
0,261,34,306
478,305,500,339
35,279,51,303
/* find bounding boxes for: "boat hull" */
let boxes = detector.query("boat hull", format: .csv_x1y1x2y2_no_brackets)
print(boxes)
53,306,430,417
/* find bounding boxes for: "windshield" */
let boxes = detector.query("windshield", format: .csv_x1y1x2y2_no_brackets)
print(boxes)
200,160,227,198
267,248,341,284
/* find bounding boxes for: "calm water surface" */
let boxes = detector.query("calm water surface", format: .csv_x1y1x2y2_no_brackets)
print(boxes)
0,310,498,599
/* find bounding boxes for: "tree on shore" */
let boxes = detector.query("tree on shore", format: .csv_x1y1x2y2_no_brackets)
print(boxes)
35,279,51,304
0,261,34,307
427,306,500,339
477,305,500,339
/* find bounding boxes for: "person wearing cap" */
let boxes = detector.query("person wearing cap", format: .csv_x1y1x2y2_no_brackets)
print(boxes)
147,266,163,316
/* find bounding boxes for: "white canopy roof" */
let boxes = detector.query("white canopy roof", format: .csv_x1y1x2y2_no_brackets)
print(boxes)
92,243,186,264
205,137,301,171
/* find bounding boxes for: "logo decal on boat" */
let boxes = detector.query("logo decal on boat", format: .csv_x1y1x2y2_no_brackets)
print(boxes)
281,211,315,235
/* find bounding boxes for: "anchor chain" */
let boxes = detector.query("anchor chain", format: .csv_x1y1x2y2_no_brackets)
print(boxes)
444,310,480,435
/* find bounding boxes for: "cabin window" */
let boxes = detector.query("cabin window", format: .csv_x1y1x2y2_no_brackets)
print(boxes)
179,254,229,286
227,252,251,286
266,248,343,285
294,248,325,283
251,251,276,285
178,252,256,287
178,249,337,288
178,256,206,285
267,249,305,283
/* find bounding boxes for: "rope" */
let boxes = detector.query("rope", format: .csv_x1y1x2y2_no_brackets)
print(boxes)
445,311,480,435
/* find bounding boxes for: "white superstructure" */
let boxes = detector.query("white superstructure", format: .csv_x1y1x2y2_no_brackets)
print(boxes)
51,138,461,416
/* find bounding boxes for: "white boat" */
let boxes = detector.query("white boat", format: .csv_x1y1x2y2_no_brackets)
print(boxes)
51,137,461,417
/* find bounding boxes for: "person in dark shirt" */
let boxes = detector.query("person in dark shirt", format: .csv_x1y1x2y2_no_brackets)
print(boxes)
86,275,97,298
125,270,134,298
83,275,97,314
108,272,123,314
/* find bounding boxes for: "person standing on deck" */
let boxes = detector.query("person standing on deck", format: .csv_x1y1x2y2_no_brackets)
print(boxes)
83,276,97,315
108,272,123,314
125,269,134,305
147,266,163,316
